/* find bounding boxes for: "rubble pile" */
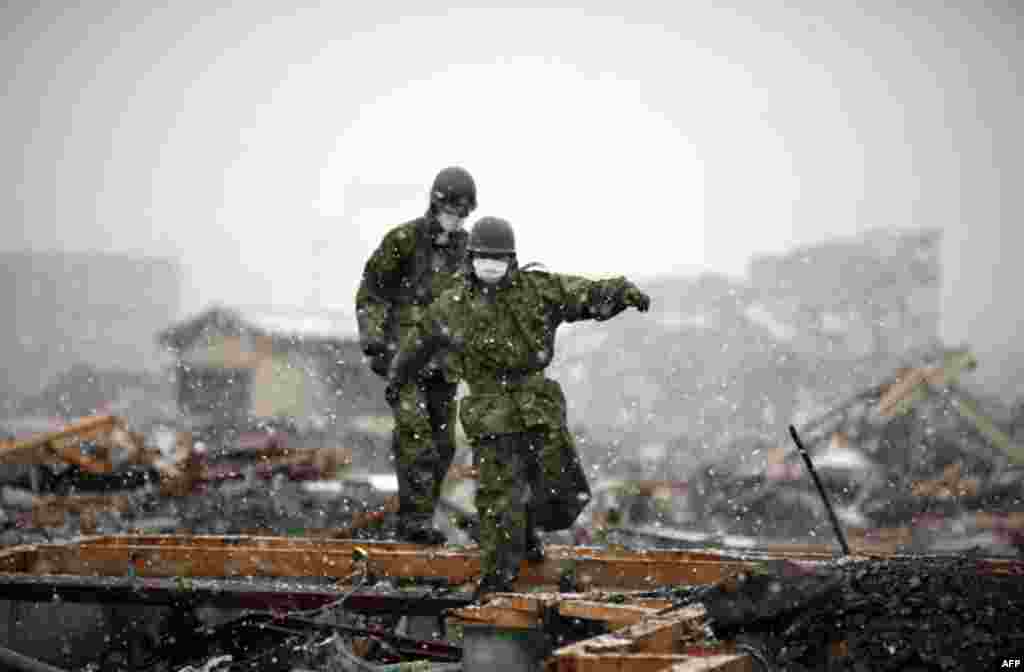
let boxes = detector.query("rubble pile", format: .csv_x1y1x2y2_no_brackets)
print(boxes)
679,350,1024,556
0,475,396,547
0,413,406,546
695,556,1024,671
139,612,465,672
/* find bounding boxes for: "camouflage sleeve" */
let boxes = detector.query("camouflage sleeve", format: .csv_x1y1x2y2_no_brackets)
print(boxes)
355,225,416,352
388,295,457,386
551,273,640,323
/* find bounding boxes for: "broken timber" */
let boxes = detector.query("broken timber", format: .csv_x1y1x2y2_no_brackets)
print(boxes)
450,596,751,671
0,415,125,472
0,534,875,621
1,536,1022,671
0,535,778,590
0,414,192,498
4,535,1022,590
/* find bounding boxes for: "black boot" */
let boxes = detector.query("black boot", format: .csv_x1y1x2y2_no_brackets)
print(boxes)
397,517,447,545
473,574,516,602
525,527,545,563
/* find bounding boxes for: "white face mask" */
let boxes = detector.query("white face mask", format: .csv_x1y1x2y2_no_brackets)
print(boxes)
437,212,465,233
473,258,510,284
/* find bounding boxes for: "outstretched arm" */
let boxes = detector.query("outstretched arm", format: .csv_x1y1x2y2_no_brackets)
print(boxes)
554,274,651,323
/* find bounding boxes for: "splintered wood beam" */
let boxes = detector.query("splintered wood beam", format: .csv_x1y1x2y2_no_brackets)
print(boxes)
17,537,762,590
448,601,541,629
450,593,673,630
558,601,663,627
746,538,906,558
550,647,751,672
77,534,422,551
0,415,120,466
549,652,693,672
0,414,158,474
28,543,453,580
590,605,707,654
519,554,754,589
667,655,754,671
538,544,877,567
47,441,114,473
549,605,753,672
551,604,709,661
547,653,752,672
0,546,34,573
74,537,834,566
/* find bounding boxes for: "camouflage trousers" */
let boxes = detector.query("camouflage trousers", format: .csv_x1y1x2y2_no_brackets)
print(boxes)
475,432,546,587
391,374,458,528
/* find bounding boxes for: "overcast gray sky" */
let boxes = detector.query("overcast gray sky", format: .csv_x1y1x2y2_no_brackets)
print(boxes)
2,1,1021,385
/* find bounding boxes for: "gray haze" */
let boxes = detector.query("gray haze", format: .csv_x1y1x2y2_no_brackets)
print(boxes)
2,1,1022,390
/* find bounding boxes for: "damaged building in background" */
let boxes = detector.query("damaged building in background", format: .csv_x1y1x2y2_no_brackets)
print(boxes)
157,305,388,427
157,305,391,467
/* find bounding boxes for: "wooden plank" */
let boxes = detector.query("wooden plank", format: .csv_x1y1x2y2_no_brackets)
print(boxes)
32,544,355,579
261,446,353,472
615,605,704,652
26,537,762,590
48,440,113,473
520,556,752,590
550,606,730,672
0,415,119,465
550,652,751,672
552,651,685,672
78,535,422,552
668,654,753,671
558,601,660,627
0,546,34,573
76,536,848,568
633,610,706,654
28,543,481,582
552,605,706,657
447,603,540,629
541,543,883,567
538,590,673,610
551,651,690,672
451,593,667,629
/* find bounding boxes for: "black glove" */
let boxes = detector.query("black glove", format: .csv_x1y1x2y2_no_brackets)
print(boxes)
363,342,394,378
368,354,393,378
624,286,651,312
385,378,401,407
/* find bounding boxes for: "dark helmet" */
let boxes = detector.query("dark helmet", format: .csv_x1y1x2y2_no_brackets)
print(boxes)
468,216,516,255
430,166,477,215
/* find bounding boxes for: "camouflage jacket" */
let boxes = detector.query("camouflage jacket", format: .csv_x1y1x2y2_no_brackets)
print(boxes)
390,267,640,442
355,216,468,375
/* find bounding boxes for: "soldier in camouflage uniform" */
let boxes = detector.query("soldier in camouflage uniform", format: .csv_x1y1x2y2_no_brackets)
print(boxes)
388,216,651,595
355,166,477,545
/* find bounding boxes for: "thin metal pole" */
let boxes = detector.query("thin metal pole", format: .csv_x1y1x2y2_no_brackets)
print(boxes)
788,425,851,556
